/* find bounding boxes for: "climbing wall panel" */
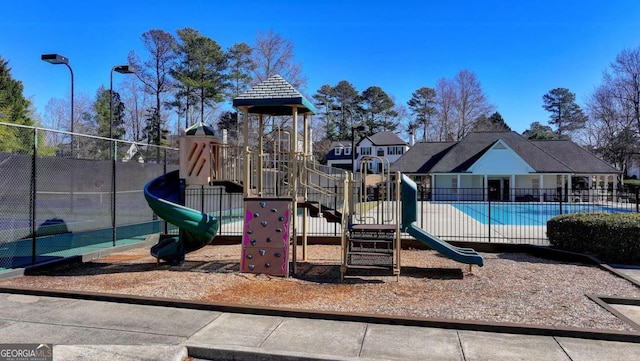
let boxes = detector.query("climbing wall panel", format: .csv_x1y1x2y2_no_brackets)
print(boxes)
241,198,291,276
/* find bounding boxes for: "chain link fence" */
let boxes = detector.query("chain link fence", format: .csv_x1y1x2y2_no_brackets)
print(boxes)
0,122,178,270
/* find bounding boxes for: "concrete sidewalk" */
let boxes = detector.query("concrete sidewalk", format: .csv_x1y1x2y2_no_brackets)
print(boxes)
1,292,640,361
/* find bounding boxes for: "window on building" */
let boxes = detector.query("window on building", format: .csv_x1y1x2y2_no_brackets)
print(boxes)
396,146,404,154
335,147,342,155
361,147,372,155
377,148,384,156
345,147,351,155
452,178,458,189
387,146,395,155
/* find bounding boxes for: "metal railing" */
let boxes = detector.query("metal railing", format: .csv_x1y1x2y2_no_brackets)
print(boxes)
414,187,640,245
354,156,395,225
301,161,348,212
196,177,639,245
211,143,244,185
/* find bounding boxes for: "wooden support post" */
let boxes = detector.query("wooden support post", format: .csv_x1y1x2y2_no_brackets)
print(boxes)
302,112,308,262
291,106,298,275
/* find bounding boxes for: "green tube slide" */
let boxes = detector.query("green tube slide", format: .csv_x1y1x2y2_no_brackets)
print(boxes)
144,170,219,263
401,174,484,267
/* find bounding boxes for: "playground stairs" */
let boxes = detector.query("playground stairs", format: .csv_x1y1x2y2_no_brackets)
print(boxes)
345,224,397,271
297,198,343,223
209,180,243,194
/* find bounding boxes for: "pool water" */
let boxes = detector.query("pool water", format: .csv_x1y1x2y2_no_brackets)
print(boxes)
452,202,631,226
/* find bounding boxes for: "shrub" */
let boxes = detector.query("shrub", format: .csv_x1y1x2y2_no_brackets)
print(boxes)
547,213,640,264
624,179,640,192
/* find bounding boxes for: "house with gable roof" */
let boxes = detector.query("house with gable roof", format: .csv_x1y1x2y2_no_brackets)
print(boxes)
327,131,409,173
390,131,622,202
326,140,353,170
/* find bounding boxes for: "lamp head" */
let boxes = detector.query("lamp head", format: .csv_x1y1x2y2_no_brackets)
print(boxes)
41,54,69,65
113,65,135,74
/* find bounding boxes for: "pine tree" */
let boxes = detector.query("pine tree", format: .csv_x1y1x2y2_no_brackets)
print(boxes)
542,88,587,138
407,87,437,141
0,56,34,153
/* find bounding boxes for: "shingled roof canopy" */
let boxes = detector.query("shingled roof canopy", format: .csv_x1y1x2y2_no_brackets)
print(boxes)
532,139,620,174
392,131,620,175
232,74,317,116
366,131,408,146
429,132,570,173
389,142,455,173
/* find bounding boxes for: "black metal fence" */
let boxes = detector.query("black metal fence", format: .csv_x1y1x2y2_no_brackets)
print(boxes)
181,161,350,238
4,121,636,270
0,122,178,270
184,180,640,246
415,187,640,245
183,184,345,238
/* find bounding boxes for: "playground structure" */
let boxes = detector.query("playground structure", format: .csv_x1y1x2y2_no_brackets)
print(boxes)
143,74,483,277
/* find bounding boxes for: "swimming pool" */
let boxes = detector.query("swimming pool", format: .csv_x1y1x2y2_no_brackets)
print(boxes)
452,202,632,226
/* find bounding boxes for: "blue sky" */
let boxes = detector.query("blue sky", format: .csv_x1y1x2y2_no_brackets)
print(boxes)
2,0,640,134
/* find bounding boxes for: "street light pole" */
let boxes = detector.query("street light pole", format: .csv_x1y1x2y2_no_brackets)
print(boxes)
109,65,135,141
351,125,368,173
41,54,74,157
109,65,134,247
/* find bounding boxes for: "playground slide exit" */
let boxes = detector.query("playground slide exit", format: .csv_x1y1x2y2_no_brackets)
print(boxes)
400,174,484,267
143,170,219,262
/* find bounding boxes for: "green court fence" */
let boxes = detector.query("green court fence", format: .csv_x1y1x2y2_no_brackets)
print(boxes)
0,122,178,270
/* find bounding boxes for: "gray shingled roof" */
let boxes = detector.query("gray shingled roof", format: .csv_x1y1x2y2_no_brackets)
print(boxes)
232,74,316,115
429,131,570,173
330,141,351,148
365,131,407,146
392,131,621,174
390,142,455,173
532,140,620,174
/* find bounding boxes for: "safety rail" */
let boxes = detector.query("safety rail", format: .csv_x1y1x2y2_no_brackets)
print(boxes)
300,160,348,212
353,156,395,225
341,171,402,280
340,171,351,270
212,143,244,186
238,149,292,198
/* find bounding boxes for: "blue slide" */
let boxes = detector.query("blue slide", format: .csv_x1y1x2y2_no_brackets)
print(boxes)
401,174,484,267
143,170,219,263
